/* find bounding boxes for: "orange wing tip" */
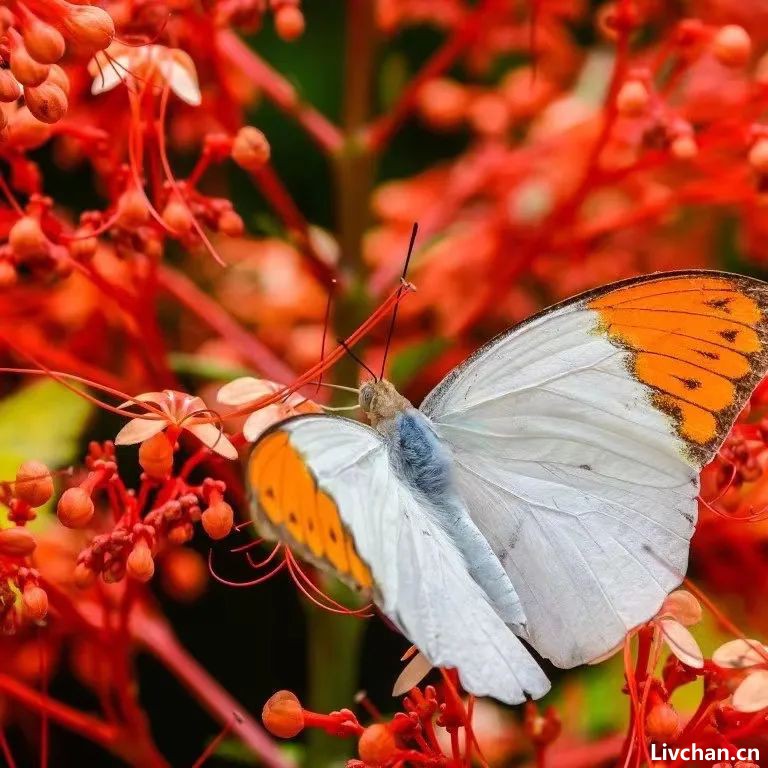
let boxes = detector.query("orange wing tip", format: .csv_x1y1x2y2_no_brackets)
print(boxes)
586,273,768,460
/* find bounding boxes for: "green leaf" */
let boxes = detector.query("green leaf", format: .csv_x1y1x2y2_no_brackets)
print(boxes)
0,380,92,521
169,353,255,382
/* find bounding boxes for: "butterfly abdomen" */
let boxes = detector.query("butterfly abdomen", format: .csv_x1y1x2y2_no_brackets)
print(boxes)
391,409,454,503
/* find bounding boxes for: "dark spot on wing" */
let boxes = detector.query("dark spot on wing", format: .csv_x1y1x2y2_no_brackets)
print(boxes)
695,349,718,360
675,377,701,390
720,329,738,343
705,297,733,312
265,487,274,498
681,511,694,523
329,529,337,542
579,464,592,471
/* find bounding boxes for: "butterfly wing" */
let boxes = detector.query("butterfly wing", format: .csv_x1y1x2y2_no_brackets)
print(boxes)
247,414,550,703
421,271,768,668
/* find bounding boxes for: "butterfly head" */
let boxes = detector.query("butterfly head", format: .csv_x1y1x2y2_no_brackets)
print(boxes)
359,379,411,428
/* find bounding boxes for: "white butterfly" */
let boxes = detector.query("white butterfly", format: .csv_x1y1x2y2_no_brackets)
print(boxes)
247,271,768,704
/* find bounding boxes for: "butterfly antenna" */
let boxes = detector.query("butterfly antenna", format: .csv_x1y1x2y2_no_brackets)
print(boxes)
337,338,378,381
380,222,419,379
316,278,337,396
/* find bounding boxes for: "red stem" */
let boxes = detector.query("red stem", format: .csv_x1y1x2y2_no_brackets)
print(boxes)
156,264,298,383
364,0,502,152
0,674,119,748
249,164,337,287
130,608,295,768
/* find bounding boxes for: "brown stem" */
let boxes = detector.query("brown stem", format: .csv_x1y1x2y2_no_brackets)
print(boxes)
131,609,294,768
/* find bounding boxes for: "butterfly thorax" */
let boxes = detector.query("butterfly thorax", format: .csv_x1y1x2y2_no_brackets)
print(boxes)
359,379,412,431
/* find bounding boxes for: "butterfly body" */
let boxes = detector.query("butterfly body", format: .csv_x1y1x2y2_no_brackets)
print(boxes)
248,271,768,704
382,402,528,628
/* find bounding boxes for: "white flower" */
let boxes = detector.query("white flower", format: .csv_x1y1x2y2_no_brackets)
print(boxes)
115,390,236,459
217,377,319,442
89,44,201,105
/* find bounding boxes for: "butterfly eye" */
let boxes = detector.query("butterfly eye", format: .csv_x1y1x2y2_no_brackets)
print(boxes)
359,384,374,412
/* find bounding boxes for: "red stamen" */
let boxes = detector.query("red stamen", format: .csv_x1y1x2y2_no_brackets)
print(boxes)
284,549,374,617
207,549,286,587
155,83,226,266
190,712,241,768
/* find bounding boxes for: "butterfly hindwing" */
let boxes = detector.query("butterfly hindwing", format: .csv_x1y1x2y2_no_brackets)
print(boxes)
421,271,768,668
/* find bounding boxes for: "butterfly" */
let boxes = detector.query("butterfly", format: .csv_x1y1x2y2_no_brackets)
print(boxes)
246,270,768,704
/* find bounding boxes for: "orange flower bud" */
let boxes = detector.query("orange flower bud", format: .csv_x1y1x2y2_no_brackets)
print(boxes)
162,199,194,234
22,585,48,621
749,138,768,173
713,25,752,68
24,81,68,124
22,15,66,64
167,523,194,545
9,216,47,259
47,64,71,96
646,703,680,741
262,691,304,738
201,500,234,540
232,126,271,172
139,432,174,479
0,526,36,557
617,80,649,116
54,5,115,57
468,93,510,136
74,562,96,589
126,539,155,582
0,70,22,102
670,134,697,160
9,30,50,87
8,106,52,149
118,188,150,227
57,487,95,528
275,6,305,41
358,724,397,766
15,460,53,507
161,548,207,602
0,261,18,288
218,209,245,237
68,232,99,260
417,78,468,129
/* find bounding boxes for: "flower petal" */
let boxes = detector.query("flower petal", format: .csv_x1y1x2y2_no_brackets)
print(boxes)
185,423,238,460
217,377,280,406
91,54,131,95
115,418,166,446
658,590,702,627
118,391,167,409
713,639,768,669
243,405,288,442
733,670,768,713
160,54,201,106
660,618,704,669
392,652,433,697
